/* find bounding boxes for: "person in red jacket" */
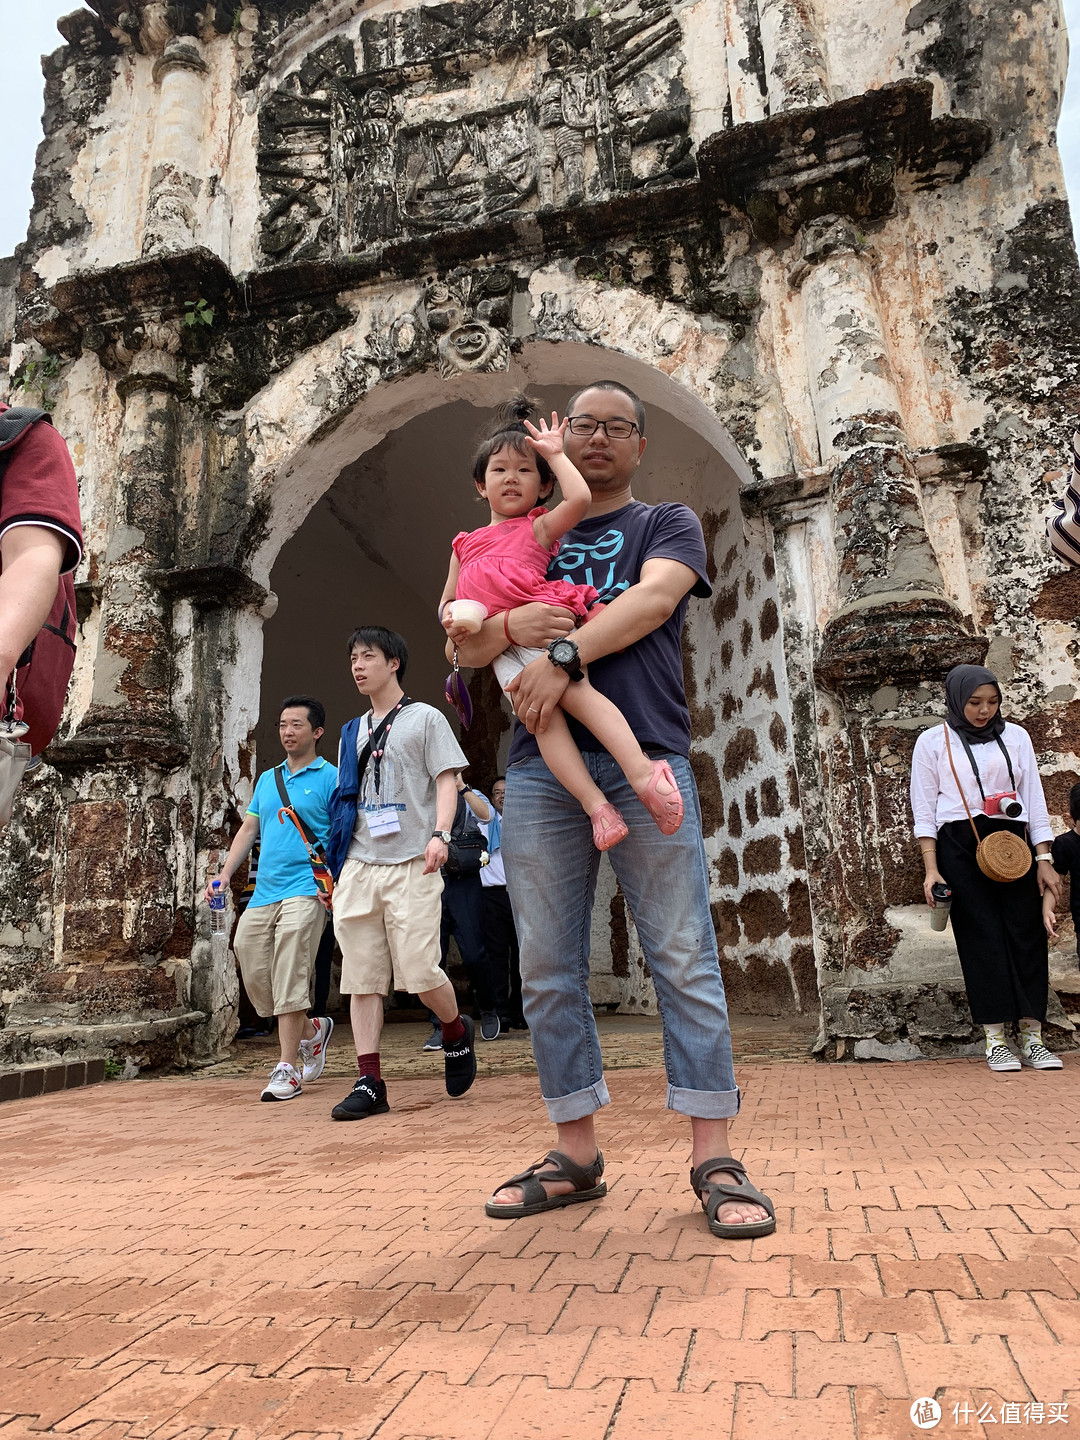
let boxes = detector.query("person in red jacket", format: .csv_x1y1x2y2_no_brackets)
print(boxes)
0,403,83,759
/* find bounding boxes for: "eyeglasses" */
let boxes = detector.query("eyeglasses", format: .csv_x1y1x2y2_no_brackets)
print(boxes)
566,416,640,439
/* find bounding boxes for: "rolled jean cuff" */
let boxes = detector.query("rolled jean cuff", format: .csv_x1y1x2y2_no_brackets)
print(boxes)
666,1083,741,1119
542,1078,611,1123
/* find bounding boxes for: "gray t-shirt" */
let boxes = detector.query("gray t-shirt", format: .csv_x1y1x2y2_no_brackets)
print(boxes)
345,702,467,866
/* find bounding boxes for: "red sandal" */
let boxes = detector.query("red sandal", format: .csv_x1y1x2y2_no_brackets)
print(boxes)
638,759,683,835
590,802,628,851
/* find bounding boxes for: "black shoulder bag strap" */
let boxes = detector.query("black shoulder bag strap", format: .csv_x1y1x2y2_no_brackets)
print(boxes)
274,764,325,856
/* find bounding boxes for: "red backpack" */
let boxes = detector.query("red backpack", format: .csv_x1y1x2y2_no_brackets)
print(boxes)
0,408,79,756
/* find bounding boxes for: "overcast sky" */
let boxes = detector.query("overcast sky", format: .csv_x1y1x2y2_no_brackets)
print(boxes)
0,1,1077,260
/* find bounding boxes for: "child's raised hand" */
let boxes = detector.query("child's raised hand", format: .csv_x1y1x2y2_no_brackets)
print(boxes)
523,412,568,460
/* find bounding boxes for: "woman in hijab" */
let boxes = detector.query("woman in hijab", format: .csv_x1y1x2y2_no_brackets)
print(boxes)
910,664,1063,1072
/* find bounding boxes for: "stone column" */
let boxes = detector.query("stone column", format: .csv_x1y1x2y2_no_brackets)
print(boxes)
143,33,208,256
757,0,831,113
783,215,985,1043
790,215,978,683
71,324,186,764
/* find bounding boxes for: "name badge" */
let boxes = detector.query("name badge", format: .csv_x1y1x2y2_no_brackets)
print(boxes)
365,806,401,837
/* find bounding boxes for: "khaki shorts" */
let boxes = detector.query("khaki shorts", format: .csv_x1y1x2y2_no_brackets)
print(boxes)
335,855,446,996
233,894,326,1017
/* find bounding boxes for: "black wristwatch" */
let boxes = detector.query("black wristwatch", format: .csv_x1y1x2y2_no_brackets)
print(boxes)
547,637,584,681
432,830,452,844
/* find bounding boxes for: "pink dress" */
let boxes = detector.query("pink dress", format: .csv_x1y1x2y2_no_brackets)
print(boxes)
452,508,600,617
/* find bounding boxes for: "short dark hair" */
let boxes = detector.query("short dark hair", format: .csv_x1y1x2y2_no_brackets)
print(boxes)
347,626,408,681
1069,783,1080,822
566,380,646,437
279,695,325,732
471,395,555,499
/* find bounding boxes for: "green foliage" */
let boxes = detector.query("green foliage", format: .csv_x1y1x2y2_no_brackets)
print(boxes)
12,354,62,412
183,298,216,329
103,1058,124,1080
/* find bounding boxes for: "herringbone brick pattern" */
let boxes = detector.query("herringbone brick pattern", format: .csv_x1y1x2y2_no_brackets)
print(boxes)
1,1060,1078,1437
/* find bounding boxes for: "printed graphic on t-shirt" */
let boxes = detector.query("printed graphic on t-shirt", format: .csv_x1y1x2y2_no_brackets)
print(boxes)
551,527,629,601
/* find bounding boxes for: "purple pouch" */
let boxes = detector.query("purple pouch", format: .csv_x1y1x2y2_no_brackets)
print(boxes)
445,650,473,728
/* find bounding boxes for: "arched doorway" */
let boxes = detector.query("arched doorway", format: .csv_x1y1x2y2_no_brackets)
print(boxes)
251,352,818,1023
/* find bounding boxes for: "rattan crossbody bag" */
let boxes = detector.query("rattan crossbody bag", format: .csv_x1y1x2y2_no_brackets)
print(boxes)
942,726,1032,883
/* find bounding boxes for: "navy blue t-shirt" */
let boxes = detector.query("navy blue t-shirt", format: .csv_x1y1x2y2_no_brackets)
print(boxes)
508,499,711,764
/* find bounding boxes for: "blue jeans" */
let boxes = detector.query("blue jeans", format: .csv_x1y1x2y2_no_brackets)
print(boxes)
502,752,740,1123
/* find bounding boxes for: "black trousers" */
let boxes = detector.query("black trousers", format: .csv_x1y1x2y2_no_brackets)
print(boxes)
440,874,496,1011
937,817,1048,1025
484,884,523,1024
311,917,335,1017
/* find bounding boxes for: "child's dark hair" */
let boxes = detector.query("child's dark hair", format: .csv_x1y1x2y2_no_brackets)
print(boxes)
1069,782,1080,822
471,395,555,498
346,626,408,682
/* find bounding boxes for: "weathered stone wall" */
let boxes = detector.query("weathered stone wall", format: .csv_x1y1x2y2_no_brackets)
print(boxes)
0,0,1077,1068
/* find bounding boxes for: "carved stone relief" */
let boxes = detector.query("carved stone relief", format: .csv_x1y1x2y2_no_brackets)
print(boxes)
256,0,695,264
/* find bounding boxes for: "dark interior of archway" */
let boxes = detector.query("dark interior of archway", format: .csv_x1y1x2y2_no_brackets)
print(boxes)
257,387,735,784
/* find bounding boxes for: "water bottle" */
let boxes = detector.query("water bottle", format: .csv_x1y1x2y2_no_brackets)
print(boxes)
930,880,952,932
209,880,228,935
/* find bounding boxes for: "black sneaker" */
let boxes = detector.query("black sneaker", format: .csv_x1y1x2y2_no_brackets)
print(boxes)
443,1015,477,1098
480,1011,501,1041
331,1075,389,1120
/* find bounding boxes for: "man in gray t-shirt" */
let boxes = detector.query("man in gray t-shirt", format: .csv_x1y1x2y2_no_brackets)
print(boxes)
330,626,478,1120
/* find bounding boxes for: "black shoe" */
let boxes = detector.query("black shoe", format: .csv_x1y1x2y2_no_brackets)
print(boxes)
480,1011,501,1041
331,1075,389,1120
508,1016,529,1031
422,1023,443,1052
444,1015,477,1098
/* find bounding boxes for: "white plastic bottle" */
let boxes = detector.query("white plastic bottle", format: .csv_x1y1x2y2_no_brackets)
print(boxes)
209,880,228,935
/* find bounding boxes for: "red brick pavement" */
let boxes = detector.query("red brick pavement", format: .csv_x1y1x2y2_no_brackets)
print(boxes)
1,1060,1079,1437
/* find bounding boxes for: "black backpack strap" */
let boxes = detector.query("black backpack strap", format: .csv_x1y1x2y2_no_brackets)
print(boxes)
0,407,50,458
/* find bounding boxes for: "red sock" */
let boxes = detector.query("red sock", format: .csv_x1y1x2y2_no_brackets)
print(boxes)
357,1052,381,1080
441,1014,465,1043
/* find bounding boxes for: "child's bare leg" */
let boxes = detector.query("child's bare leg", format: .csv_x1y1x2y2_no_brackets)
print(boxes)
559,679,672,797
533,706,609,816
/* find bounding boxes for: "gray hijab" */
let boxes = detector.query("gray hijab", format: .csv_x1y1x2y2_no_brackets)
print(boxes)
944,664,1005,744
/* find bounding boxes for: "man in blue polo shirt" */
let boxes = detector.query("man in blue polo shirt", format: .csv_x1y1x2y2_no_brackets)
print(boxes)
206,695,338,1101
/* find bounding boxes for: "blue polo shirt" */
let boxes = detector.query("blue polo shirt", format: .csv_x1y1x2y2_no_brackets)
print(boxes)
246,756,338,907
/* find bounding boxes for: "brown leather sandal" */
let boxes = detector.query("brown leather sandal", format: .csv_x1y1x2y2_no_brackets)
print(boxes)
690,1155,776,1239
485,1148,607,1219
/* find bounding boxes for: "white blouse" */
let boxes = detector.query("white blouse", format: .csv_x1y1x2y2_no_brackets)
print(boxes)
910,721,1054,846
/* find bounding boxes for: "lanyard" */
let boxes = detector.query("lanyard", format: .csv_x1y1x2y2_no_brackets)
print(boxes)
366,698,408,796
952,728,1017,801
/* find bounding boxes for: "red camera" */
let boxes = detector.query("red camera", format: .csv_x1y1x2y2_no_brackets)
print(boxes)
984,791,1022,819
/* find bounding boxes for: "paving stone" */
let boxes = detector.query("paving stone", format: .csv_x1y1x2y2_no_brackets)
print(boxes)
608,1381,737,1439
742,1292,841,1342
471,1324,595,1386
878,1257,976,1297
730,1382,855,1440
793,1333,907,1398
574,1328,691,1390
681,1332,793,1395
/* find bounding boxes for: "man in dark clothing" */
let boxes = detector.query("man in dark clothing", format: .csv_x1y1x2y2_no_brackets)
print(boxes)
1052,781,1080,963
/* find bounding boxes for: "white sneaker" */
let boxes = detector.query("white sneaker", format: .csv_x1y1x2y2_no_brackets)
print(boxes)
987,1043,1021,1072
1020,1039,1063,1070
299,1016,334,1082
261,1061,303,1101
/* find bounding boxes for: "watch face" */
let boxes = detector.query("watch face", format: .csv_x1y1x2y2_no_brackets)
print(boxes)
551,640,576,664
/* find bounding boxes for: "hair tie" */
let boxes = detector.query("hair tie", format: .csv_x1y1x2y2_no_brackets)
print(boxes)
503,610,517,646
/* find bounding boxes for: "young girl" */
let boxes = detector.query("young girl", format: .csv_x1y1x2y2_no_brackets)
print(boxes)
438,398,683,851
